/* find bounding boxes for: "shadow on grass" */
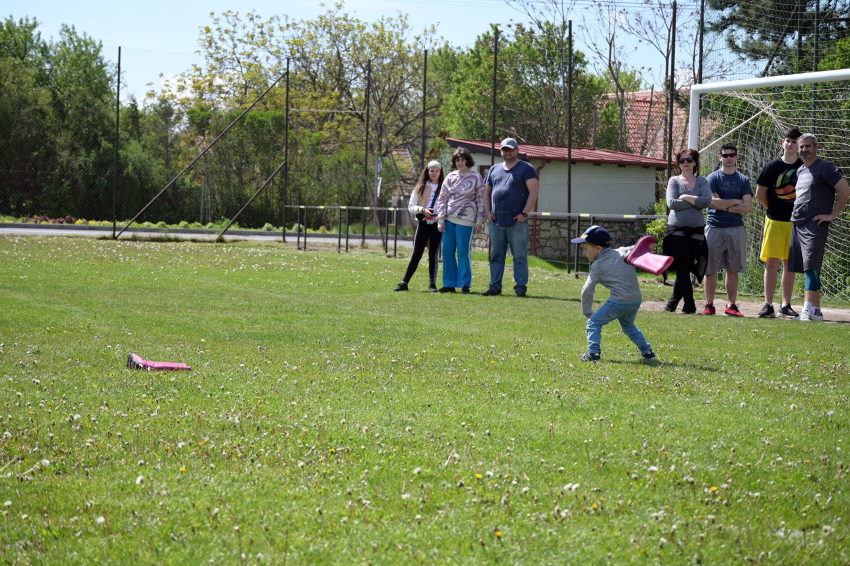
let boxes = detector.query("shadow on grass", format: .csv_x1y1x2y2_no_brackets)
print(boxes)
604,358,722,372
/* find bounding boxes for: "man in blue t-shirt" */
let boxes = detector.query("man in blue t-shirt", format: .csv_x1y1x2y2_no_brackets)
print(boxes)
702,143,753,317
787,133,850,321
481,138,539,297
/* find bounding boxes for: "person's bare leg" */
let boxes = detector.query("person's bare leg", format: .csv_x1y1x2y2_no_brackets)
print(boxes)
780,261,795,306
805,289,821,309
726,271,739,305
764,257,780,304
704,273,717,304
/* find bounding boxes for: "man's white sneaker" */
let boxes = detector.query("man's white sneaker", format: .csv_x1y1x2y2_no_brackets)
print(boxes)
793,309,824,322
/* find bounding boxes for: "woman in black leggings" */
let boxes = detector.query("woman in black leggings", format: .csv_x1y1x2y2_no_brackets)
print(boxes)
394,161,444,292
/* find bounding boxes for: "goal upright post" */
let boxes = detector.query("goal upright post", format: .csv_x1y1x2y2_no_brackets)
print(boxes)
688,68,850,151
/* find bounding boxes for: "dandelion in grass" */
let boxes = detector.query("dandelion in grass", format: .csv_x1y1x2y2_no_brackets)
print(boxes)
136,475,144,485
96,516,105,525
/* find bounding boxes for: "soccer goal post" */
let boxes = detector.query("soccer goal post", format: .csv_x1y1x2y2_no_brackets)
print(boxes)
687,68,850,302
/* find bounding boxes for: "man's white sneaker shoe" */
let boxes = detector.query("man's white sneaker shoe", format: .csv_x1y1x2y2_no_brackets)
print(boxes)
793,309,824,322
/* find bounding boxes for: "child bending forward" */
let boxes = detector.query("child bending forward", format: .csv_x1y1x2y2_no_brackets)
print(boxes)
572,226,657,363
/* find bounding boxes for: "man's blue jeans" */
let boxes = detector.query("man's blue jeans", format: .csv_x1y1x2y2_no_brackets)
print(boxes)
442,221,474,288
488,221,528,293
586,300,652,356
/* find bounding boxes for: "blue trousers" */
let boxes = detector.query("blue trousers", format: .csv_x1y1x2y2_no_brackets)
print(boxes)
488,221,528,293
587,300,652,356
442,221,474,288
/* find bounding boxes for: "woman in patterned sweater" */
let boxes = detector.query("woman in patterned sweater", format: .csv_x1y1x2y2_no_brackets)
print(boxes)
435,148,485,293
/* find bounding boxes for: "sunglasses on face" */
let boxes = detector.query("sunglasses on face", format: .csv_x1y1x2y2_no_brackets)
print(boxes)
678,157,694,164
721,152,737,158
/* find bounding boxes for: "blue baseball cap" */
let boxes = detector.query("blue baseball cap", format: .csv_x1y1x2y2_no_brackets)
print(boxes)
500,138,519,149
571,225,612,247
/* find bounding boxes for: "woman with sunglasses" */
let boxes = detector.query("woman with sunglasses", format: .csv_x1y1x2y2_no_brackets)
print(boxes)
662,149,712,314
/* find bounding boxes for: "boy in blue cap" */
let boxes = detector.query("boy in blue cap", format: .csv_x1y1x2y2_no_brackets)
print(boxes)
573,226,657,363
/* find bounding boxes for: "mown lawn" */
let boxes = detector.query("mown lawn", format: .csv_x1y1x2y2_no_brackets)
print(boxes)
1,235,848,565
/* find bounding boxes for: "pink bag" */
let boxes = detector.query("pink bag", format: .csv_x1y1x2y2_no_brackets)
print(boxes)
626,235,674,276
127,353,191,371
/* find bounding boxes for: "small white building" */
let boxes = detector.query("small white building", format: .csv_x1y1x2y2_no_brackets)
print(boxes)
446,138,667,215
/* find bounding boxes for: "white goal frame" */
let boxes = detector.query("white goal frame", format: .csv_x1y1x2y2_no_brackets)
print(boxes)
688,68,850,151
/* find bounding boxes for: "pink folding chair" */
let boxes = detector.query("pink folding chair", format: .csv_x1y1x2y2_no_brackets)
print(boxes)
127,353,191,371
626,235,674,276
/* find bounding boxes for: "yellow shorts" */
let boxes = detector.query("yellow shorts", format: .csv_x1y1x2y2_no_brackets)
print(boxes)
760,217,792,261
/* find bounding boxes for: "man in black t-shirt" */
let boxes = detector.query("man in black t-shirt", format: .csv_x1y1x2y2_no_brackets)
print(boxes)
754,128,802,318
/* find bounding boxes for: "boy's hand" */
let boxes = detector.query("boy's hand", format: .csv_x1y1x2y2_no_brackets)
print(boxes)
585,314,591,319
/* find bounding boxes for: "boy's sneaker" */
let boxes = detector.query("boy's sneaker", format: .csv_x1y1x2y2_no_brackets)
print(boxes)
429,283,439,293
794,309,824,322
663,299,679,312
779,304,799,317
724,304,744,317
681,304,697,315
757,303,775,318
580,352,601,362
438,287,456,293
641,351,659,364
461,286,471,294
701,303,716,315
394,281,409,292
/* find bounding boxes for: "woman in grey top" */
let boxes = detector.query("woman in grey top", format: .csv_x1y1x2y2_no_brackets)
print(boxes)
662,149,713,313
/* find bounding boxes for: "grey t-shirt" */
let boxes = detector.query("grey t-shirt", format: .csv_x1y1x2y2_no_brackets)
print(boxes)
791,158,844,222
706,170,752,228
484,160,537,227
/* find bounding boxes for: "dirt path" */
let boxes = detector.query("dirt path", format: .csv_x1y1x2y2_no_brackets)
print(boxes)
641,299,850,323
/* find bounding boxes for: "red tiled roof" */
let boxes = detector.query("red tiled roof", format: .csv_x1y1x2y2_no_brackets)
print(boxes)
602,89,692,157
446,137,669,169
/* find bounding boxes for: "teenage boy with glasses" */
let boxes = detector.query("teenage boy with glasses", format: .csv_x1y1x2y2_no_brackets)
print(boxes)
702,143,753,316
754,128,802,318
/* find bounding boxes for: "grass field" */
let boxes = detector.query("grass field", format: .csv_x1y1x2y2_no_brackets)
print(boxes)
1,235,849,565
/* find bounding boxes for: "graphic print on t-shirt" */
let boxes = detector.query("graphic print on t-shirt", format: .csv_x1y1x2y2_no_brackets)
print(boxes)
773,168,797,200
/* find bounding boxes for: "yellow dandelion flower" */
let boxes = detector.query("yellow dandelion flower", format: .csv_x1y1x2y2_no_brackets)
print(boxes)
710,486,718,492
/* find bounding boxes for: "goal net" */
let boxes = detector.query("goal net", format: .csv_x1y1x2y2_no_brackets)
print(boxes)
690,69,850,302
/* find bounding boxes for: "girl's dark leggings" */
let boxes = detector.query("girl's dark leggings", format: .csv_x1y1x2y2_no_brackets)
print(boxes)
403,221,442,284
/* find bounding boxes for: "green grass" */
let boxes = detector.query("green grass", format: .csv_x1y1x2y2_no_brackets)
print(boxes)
1,235,849,564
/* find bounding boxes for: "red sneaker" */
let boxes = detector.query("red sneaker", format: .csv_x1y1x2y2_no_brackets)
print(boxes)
724,304,744,317
701,303,716,315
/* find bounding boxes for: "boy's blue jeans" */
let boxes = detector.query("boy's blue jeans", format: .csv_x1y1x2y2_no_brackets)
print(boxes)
587,300,652,356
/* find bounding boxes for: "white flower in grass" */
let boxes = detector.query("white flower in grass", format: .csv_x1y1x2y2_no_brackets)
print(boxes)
40,459,50,467
521,487,530,494
136,475,144,485
412,467,421,475
401,493,411,501
648,466,659,474
3,501,11,507
96,516,105,525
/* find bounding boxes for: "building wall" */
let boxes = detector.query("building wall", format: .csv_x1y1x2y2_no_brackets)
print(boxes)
470,153,657,215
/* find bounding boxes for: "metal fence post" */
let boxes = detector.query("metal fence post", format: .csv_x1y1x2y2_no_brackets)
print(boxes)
573,215,581,277
384,208,389,253
338,207,342,253
393,208,398,258
112,46,121,240
345,208,350,252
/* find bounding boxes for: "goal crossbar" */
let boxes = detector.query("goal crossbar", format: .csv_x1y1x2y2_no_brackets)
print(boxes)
688,68,850,150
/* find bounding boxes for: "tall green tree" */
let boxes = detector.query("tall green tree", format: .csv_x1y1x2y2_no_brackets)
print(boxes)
708,0,850,76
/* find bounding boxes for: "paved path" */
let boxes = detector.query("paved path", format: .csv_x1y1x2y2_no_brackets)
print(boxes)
0,225,413,249
642,300,850,323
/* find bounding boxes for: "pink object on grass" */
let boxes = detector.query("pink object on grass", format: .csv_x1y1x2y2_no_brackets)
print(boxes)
626,235,674,276
127,353,191,371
